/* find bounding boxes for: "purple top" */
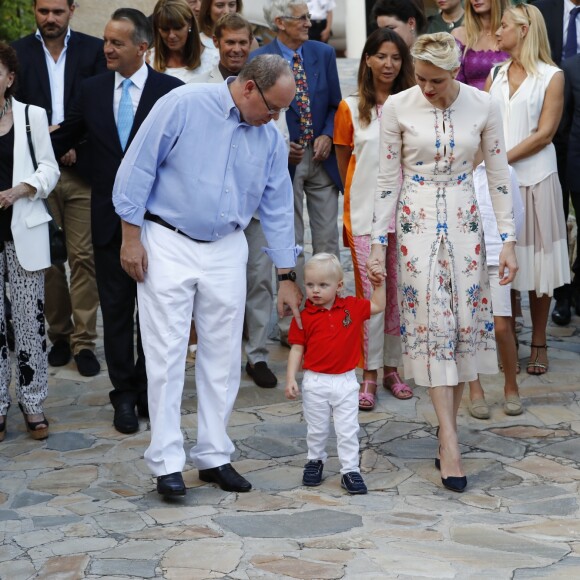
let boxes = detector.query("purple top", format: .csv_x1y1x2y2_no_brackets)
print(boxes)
456,39,509,90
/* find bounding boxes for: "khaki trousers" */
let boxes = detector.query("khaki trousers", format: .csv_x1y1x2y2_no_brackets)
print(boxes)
44,167,99,354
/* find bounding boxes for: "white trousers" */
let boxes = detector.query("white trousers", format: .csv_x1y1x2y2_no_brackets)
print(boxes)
301,370,361,474
139,222,248,476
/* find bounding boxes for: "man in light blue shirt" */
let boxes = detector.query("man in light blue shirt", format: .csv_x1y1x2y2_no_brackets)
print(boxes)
113,55,302,497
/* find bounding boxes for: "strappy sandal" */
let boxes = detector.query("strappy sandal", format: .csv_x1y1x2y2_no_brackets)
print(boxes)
527,344,549,375
383,371,413,400
18,403,49,440
358,380,377,411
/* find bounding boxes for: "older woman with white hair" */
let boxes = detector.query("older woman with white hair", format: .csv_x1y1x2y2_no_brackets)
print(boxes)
367,32,518,493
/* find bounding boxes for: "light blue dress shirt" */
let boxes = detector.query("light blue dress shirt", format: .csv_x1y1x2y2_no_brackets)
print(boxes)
113,79,299,268
276,39,304,65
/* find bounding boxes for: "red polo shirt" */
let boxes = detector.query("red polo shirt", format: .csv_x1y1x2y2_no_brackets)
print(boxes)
289,296,371,374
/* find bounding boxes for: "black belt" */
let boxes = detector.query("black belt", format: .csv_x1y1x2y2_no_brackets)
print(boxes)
144,211,210,243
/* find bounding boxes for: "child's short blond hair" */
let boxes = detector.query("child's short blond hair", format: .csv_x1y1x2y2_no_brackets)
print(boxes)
304,253,344,282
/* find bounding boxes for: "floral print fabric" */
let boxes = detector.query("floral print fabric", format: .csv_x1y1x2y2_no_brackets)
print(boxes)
371,85,516,387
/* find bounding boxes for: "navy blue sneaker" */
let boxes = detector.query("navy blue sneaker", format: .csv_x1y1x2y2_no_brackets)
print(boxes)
302,460,324,486
341,471,368,494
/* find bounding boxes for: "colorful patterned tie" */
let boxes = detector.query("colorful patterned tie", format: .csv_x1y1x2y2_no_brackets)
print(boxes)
564,6,580,59
117,78,134,150
292,52,313,146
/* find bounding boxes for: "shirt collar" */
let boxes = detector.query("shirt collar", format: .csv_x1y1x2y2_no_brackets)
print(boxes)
115,62,148,90
276,38,303,61
304,296,346,313
35,26,71,48
219,76,245,122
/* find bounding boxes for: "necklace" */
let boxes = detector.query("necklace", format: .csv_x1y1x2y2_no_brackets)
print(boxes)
0,98,10,121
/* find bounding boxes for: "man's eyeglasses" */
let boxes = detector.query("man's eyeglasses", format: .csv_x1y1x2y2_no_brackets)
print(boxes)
254,79,290,115
282,13,312,22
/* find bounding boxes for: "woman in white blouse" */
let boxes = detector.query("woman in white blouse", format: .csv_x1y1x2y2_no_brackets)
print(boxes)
150,0,217,84
0,44,59,441
487,3,568,375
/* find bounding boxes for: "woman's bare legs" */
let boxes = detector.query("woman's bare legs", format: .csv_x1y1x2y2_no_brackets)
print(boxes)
431,384,465,479
528,292,551,374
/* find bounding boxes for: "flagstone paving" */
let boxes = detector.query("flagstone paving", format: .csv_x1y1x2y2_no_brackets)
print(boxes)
1,59,580,579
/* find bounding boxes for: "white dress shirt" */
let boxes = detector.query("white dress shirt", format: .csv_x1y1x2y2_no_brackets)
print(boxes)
35,27,71,125
113,63,148,123
307,0,336,21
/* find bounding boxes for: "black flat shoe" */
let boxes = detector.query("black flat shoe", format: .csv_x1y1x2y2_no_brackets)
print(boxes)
199,463,252,492
113,402,138,434
74,349,101,377
441,475,467,493
48,340,72,367
245,361,278,388
18,403,49,440
157,472,186,496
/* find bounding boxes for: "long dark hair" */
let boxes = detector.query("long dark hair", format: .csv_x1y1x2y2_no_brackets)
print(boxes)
153,0,202,71
357,28,415,127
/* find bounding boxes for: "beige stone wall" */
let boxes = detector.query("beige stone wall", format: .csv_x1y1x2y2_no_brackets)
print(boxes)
71,0,156,37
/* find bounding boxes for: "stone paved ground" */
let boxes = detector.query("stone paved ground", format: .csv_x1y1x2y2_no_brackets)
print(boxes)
2,61,580,580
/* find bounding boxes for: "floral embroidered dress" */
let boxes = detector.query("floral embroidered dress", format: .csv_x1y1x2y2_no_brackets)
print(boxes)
371,84,516,387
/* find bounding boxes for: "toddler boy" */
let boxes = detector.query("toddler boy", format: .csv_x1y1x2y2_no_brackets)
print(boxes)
285,253,386,494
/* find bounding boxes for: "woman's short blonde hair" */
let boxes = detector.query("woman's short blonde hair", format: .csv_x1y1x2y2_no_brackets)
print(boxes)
304,253,344,282
410,32,461,71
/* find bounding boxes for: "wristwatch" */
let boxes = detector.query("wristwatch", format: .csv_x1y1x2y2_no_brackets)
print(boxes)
277,271,297,282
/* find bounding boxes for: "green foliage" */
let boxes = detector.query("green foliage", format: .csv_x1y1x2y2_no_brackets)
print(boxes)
0,0,36,43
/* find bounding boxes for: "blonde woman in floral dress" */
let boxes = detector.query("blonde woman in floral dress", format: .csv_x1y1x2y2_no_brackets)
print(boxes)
367,33,517,492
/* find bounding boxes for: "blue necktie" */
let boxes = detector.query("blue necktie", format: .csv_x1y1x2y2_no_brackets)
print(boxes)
117,78,134,150
564,6,580,60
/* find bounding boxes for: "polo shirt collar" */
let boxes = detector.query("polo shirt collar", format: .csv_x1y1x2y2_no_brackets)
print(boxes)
304,296,346,313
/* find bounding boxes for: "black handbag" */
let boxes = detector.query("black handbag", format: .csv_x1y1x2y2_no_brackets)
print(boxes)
24,105,67,265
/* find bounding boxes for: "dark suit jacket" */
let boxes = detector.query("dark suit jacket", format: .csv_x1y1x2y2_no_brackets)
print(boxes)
562,54,580,191
533,0,565,65
51,67,183,247
250,39,342,189
12,30,107,180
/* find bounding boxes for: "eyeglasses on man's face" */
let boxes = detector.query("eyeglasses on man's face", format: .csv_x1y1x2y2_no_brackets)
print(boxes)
253,79,290,116
282,13,312,22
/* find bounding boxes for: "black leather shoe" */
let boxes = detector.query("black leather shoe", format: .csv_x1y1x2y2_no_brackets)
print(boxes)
441,475,467,493
113,403,139,434
199,463,252,492
74,349,101,377
157,472,186,496
246,361,277,388
551,298,571,326
48,340,72,367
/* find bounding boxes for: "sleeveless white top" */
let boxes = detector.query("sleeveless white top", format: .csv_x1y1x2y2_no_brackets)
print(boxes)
489,60,561,187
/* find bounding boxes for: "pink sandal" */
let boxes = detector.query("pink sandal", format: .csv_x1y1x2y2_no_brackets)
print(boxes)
383,371,413,400
358,380,377,411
